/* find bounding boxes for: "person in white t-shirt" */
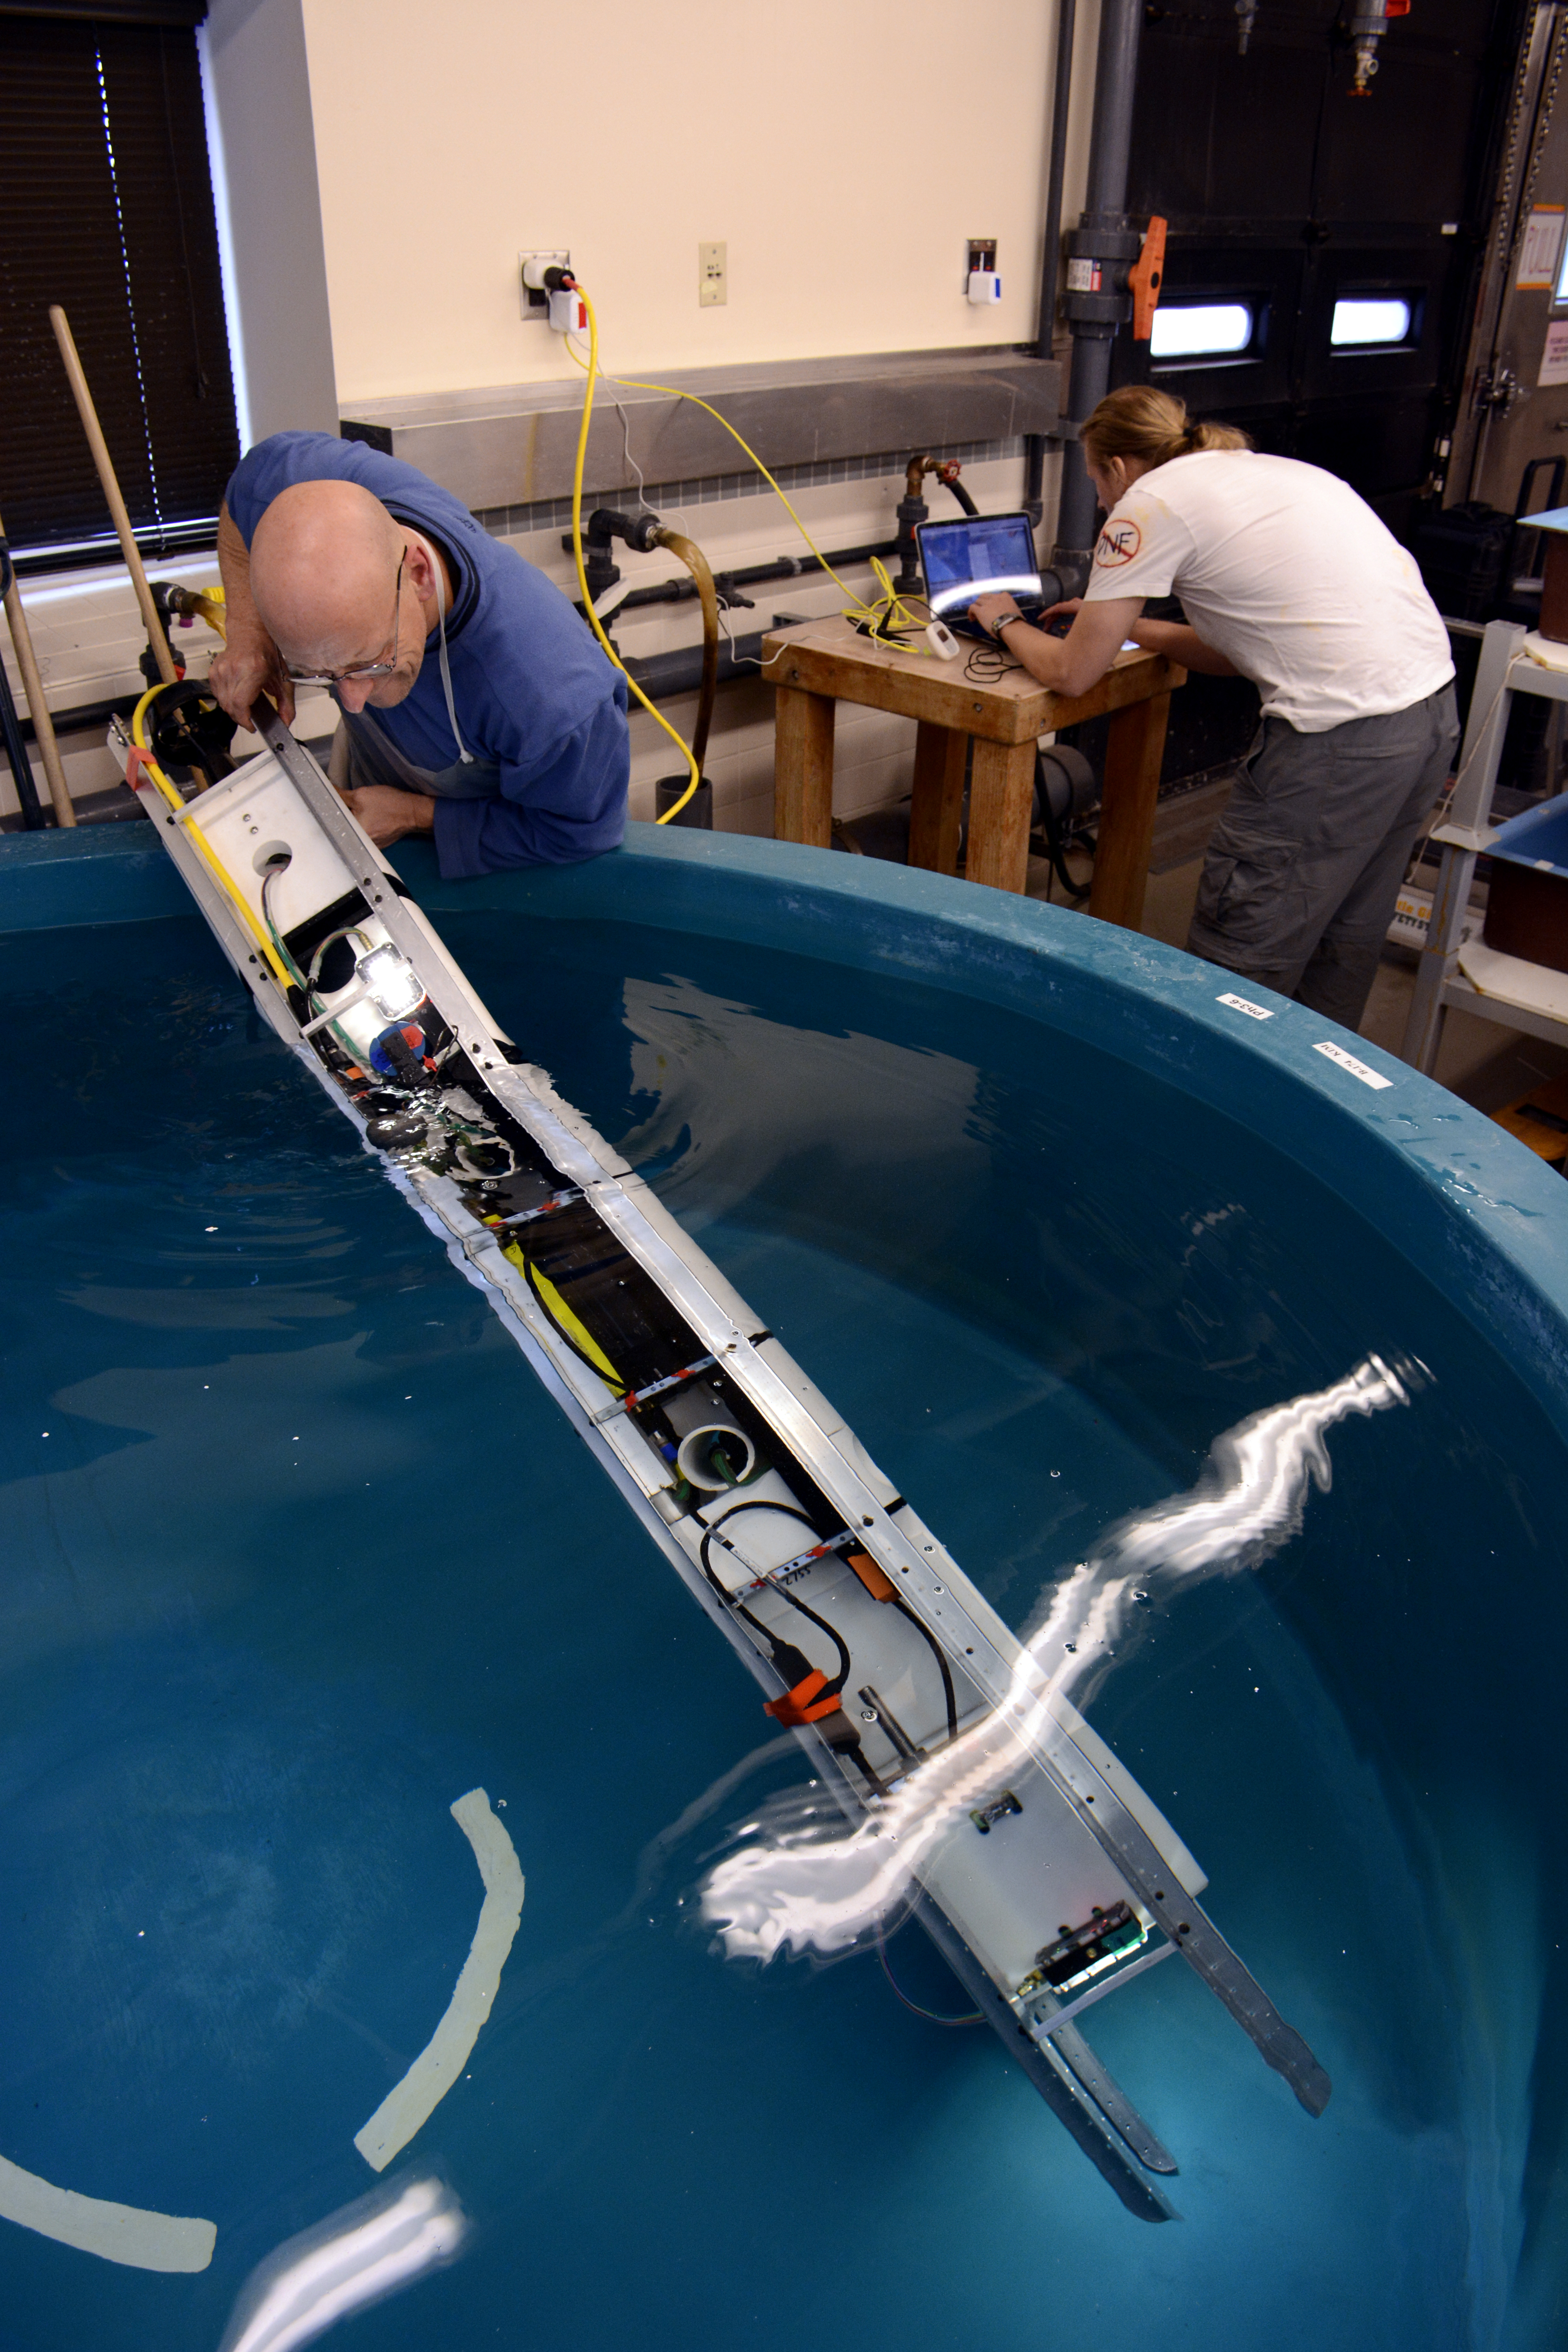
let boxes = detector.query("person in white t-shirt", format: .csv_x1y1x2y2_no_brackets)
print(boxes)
969,385,1457,1029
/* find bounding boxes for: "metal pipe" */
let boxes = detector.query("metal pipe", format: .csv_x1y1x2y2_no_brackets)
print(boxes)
1082,0,1144,220
1037,0,1078,353
1024,0,1077,525
0,512,74,825
625,630,766,701
612,538,899,615
49,305,178,687
1053,0,1147,578
652,530,720,772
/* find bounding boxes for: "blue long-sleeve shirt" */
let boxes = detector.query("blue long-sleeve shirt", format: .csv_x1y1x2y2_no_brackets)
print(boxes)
224,431,628,878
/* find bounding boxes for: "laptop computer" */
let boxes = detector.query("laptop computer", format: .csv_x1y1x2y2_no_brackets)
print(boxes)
916,510,1052,641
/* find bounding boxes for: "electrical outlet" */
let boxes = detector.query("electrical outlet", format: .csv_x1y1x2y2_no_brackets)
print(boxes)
519,249,570,322
965,237,997,290
699,241,727,307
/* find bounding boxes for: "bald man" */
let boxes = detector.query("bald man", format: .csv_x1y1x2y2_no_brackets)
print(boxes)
208,432,628,876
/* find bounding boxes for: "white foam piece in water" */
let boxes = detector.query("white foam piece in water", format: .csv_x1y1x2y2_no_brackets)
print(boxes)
353,1789,524,2171
0,2153,214,2271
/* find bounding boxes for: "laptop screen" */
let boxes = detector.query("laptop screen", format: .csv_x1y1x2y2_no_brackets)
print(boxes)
918,513,1042,618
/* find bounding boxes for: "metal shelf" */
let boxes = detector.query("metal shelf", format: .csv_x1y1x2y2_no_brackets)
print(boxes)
1401,619,1568,1071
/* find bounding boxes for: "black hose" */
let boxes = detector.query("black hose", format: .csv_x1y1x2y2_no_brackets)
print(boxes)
944,476,979,519
610,537,900,617
0,658,45,830
1036,748,1092,902
892,1594,960,1743
699,1500,853,1696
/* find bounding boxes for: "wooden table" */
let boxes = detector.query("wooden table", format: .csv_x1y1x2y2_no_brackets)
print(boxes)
763,617,1186,927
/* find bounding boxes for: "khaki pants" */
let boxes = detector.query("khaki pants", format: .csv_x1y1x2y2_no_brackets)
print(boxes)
1186,684,1459,1032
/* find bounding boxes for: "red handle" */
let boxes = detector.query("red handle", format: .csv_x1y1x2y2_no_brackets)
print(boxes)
1130,216,1168,342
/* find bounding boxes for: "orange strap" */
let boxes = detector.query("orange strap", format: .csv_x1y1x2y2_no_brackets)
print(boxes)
1129,215,1167,342
764,1668,843,1727
848,1549,896,1603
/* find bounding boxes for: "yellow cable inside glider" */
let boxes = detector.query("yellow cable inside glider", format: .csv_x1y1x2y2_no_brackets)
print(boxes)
130,684,293,990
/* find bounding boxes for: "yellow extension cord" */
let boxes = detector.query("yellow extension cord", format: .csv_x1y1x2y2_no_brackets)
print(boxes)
569,288,702,823
564,300,932,653
130,682,294,990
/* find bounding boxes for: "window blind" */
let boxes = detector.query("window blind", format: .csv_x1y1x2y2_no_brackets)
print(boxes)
0,12,238,571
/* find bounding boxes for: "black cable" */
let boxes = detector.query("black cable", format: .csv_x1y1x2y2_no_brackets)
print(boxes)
1034,748,1091,903
891,1594,960,1743
0,658,45,831
877,1921,984,2026
963,641,1022,685
699,1500,853,1696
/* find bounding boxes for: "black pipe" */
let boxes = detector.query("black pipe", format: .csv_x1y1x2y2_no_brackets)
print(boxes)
602,538,900,616
1053,0,1147,584
0,660,46,829
1024,0,1078,525
625,629,767,701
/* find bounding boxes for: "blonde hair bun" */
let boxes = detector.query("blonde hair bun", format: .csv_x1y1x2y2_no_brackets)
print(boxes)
1081,385,1250,471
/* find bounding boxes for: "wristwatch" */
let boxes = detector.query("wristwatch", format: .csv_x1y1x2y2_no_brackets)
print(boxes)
991,611,1025,642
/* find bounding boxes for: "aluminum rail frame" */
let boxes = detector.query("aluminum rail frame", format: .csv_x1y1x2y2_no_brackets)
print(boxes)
252,705,1330,2123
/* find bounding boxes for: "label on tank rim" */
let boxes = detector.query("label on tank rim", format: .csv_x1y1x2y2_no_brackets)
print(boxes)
1216,991,1274,1020
1313,1039,1393,1090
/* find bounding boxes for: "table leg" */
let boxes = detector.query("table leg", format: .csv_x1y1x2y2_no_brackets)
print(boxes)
1089,691,1170,930
965,737,1036,893
773,686,836,847
908,722,967,874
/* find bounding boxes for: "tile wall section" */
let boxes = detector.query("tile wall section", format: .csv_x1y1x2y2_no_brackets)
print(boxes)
1,438,1042,829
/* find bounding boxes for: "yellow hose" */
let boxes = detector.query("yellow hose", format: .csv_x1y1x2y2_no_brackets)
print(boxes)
130,685,292,989
164,584,227,641
569,287,701,822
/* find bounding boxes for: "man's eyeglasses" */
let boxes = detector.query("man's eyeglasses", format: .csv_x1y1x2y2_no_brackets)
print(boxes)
285,552,406,687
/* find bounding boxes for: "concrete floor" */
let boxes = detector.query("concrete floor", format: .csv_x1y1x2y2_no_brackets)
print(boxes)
1025,787,1568,1119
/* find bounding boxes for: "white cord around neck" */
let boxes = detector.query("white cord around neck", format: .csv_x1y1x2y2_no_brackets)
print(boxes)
410,530,474,764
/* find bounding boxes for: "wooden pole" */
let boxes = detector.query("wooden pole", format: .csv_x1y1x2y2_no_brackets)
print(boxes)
49,304,178,686
0,516,74,826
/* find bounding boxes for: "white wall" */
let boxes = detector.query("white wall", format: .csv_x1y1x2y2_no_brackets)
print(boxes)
299,0,1091,406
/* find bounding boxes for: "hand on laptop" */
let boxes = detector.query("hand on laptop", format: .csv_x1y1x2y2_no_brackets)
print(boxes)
1040,597,1083,638
969,592,1027,639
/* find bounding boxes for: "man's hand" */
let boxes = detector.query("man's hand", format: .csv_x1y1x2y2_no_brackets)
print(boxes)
209,631,295,729
969,592,1026,640
1040,597,1083,631
342,785,436,846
